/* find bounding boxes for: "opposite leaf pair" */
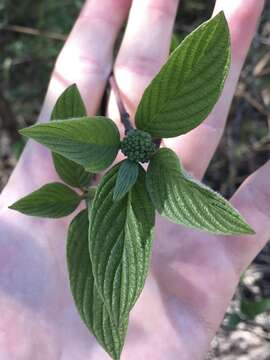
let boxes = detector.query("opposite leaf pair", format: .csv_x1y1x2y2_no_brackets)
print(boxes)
18,11,232,176
10,12,254,360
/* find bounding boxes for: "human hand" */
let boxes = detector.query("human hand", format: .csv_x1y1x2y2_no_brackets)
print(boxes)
0,0,267,359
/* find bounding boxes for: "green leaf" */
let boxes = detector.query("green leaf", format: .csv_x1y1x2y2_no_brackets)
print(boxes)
52,153,93,188
241,299,270,320
170,33,180,53
9,182,81,218
146,148,254,235
20,116,120,172
50,84,93,188
11,137,26,160
226,313,242,330
113,160,139,201
51,84,86,120
67,209,127,360
135,12,231,138
89,163,155,327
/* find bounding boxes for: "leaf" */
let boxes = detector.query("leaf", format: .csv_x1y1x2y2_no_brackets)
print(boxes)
67,209,127,360
52,153,93,188
51,83,86,120
50,84,93,188
135,12,231,138
11,137,26,160
227,313,242,330
170,33,180,53
113,160,139,201
89,163,155,327
9,182,81,218
20,116,120,172
240,299,270,320
146,148,254,235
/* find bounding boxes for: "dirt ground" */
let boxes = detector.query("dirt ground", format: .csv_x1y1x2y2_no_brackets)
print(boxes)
1,1,270,359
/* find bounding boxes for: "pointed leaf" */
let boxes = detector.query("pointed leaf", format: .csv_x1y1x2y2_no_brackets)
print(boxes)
51,83,86,120
89,163,155,327
146,148,254,235
50,84,93,188
52,153,93,188
20,116,120,172
67,210,127,360
9,182,81,218
135,12,231,138
113,160,139,201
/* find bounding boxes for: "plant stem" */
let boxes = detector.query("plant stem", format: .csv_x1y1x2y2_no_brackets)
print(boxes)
109,73,162,149
3,24,66,41
109,74,133,134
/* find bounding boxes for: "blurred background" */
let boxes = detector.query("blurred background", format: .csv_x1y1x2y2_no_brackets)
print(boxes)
0,1,270,358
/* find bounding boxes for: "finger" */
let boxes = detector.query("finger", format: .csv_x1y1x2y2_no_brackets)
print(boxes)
221,160,270,276
108,0,179,126
165,0,265,180
39,0,131,122
1,0,132,203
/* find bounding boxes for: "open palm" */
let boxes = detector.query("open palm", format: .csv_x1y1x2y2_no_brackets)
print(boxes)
0,0,268,359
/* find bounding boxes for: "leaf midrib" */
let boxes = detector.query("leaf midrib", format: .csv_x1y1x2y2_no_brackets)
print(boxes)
149,28,227,126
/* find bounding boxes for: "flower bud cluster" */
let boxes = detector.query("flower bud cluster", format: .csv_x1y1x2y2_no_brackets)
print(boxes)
120,129,156,163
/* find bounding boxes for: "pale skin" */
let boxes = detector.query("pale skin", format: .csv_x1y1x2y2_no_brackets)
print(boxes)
0,0,268,359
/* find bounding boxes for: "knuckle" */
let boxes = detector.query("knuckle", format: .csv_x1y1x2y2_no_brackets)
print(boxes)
246,169,270,221
55,49,110,83
115,54,163,78
78,11,119,30
147,0,179,21
228,0,265,58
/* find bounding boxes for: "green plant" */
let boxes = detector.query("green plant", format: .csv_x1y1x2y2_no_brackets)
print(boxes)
227,297,270,329
227,274,270,330
10,12,255,359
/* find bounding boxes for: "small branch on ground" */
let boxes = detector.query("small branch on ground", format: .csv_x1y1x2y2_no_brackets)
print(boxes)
3,25,66,41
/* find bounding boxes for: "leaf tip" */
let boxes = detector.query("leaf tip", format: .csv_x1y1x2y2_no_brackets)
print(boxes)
19,125,38,139
214,10,227,23
231,221,256,236
236,216,256,235
244,225,256,235
211,11,230,41
18,127,28,137
70,82,78,89
216,10,230,34
63,83,80,94
8,201,22,213
8,203,16,210
216,10,225,17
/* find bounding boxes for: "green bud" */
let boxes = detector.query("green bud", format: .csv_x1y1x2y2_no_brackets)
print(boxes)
120,129,157,163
